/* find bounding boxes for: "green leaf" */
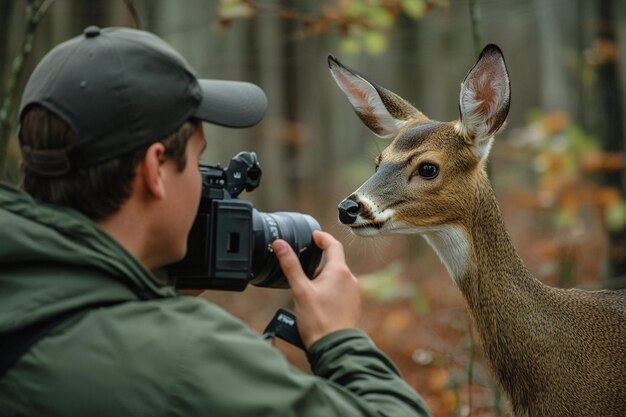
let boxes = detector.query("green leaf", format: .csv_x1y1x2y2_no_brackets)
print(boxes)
219,0,254,20
345,0,367,18
411,293,430,314
366,6,394,29
363,30,387,55
606,199,626,232
555,207,575,229
340,37,361,55
401,0,427,19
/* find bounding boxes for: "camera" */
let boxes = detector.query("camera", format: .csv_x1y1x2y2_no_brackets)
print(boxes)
167,151,322,291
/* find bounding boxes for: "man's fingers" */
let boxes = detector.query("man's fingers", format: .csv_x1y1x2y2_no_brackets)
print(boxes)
312,230,345,265
272,240,308,291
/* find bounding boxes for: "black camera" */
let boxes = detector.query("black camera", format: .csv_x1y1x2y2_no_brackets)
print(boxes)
167,151,322,291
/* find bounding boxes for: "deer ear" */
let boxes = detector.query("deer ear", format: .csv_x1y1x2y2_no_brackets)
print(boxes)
328,55,427,139
457,44,510,160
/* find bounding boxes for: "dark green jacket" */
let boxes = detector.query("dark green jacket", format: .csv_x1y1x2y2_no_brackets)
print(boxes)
0,183,431,417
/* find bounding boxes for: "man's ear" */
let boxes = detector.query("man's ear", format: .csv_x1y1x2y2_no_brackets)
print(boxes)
140,142,167,200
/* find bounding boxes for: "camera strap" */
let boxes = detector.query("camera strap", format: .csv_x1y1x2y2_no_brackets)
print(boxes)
261,309,305,350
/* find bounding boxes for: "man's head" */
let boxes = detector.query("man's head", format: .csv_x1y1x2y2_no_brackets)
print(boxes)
20,105,196,220
18,26,266,268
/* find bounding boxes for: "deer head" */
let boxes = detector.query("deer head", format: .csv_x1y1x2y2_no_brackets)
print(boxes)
331,45,510,279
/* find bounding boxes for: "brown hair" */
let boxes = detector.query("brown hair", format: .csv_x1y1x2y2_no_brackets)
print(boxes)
20,105,196,220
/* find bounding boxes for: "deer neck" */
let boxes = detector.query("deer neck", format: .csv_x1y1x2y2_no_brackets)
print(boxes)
423,178,534,289
422,176,544,392
461,178,539,301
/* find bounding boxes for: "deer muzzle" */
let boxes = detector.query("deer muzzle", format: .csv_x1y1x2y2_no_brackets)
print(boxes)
338,197,362,224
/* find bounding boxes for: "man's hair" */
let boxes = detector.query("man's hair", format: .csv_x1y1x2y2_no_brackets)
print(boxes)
21,105,196,221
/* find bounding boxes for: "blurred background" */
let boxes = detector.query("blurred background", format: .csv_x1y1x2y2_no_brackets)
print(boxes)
2,1,626,416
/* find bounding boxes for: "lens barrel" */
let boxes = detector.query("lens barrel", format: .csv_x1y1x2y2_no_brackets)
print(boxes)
250,211,322,288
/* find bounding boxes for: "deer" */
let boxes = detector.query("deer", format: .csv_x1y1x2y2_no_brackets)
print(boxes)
329,45,626,417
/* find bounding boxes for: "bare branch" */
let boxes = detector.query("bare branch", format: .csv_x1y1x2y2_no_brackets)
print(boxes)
121,0,142,29
0,0,56,180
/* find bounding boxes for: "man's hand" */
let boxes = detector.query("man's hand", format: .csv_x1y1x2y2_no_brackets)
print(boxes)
272,231,360,349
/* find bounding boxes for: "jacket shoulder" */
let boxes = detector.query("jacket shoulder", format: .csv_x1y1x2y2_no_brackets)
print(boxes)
1,296,261,416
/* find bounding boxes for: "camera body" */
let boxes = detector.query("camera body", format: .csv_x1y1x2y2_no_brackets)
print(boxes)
167,152,322,291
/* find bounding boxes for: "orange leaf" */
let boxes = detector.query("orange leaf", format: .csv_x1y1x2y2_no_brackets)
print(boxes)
581,152,625,173
596,187,622,208
542,111,569,135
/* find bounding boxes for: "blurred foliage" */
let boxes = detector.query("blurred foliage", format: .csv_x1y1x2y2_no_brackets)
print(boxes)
218,0,449,55
219,0,255,20
358,260,430,313
511,110,626,233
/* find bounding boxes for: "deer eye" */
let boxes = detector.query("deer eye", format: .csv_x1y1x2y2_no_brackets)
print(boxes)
416,163,439,179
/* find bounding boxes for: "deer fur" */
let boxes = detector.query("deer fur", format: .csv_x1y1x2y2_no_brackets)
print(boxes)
330,45,626,417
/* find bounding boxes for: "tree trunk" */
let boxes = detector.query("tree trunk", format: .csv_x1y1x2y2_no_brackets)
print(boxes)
595,0,626,288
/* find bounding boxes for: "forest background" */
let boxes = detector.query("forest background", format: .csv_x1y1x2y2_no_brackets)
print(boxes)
1,1,625,416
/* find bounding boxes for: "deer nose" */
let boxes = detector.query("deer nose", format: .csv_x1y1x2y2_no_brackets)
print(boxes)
338,198,362,224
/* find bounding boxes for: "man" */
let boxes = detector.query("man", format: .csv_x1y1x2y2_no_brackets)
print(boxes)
0,26,431,416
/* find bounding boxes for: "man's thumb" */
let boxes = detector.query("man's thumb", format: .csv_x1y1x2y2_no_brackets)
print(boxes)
272,240,307,291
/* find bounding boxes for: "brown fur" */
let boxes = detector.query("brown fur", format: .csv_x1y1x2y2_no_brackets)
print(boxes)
458,172,626,417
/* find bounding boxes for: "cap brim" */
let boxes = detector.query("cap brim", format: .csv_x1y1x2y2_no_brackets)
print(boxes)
192,79,267,128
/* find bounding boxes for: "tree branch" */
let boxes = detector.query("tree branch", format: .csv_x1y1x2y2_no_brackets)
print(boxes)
0,0,53,180
468,0,483,56
121,0,142,29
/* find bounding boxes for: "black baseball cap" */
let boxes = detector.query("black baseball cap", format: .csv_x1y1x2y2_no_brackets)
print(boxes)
18,26,267,177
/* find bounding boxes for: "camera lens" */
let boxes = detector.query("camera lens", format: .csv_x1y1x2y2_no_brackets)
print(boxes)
250,211,322,288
